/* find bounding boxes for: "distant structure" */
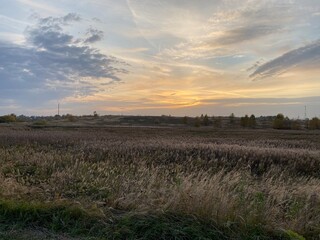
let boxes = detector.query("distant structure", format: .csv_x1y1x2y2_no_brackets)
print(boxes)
58,103,60,116
304,106,307,119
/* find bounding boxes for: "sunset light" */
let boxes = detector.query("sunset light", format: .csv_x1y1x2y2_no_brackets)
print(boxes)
1,0,319,117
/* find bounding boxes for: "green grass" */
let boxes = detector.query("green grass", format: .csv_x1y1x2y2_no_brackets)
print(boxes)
0,199,105,236
0,198,301,240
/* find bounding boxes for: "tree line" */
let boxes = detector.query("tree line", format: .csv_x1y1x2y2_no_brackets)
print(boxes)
183,113,320,130
1,112,320,130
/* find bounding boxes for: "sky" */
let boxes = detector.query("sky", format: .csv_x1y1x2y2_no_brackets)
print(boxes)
0,0,320,118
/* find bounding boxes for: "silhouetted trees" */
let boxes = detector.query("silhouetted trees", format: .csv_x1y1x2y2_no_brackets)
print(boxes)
202,114,210,126
188,114,211,127
194,117,201,127
182,116,188,125
240,114,256,128
273,114,289,129
273,114,297,130
213,117,222,128
0,111,318,131
229,113,235,124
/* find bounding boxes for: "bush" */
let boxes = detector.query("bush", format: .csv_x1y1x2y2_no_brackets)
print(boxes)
194,117,201,127
182,116,188,125
66,114,77,122
273,114,291,129
0,114,17,123
308,117,320,130
291,120,301,130
202,114,210,126
213,117,222,128
33,120,47,126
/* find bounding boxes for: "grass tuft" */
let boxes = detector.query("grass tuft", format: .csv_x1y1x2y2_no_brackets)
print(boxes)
0,198,294,239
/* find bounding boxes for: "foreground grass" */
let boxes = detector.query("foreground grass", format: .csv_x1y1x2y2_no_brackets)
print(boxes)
0,199,300,240
0,127,319,239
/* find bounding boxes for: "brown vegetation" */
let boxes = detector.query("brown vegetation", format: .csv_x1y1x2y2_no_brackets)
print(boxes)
0,127,319,238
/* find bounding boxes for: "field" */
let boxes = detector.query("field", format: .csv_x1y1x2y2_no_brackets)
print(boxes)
0,126,320,239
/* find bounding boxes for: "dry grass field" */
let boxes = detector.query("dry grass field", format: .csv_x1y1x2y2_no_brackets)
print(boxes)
0,126,319,239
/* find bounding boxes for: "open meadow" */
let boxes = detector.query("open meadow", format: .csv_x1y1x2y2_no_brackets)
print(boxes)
0,126,320,239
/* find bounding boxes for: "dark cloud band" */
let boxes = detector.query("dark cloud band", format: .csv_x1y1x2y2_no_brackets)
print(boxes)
0,13,128,104
250,40,320,79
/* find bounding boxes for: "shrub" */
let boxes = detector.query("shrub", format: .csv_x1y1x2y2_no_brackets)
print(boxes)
291,120,301,130
194,117,201,127
33,120,47,126
0,114,17,123
213,117,222,128
273,114,291,129
182,116,188,125
308,117,320,130
66,114,77,122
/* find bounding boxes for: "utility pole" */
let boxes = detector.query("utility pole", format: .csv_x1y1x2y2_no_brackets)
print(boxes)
58,103,60,116
304,106,307,119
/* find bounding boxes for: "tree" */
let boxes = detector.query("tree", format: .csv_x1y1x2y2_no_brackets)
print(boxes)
249,114,256,128
202,114,210,126
273,114,284,129
273,113,291,129
240,114,256,128
0,114,17,123
240,115,249,127
229,113,235,124
93,111,99,118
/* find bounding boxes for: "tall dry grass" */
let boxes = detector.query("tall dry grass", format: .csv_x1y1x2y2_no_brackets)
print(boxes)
0,127,319,237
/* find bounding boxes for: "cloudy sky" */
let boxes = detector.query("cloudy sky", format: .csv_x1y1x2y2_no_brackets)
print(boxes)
0,0,320,117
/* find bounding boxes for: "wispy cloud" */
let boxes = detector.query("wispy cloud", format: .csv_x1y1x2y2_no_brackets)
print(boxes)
213,24,281,46
250,40,320,79
202,96,320,105
18,0,61,14
158,1,295,61
0,14,29,28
